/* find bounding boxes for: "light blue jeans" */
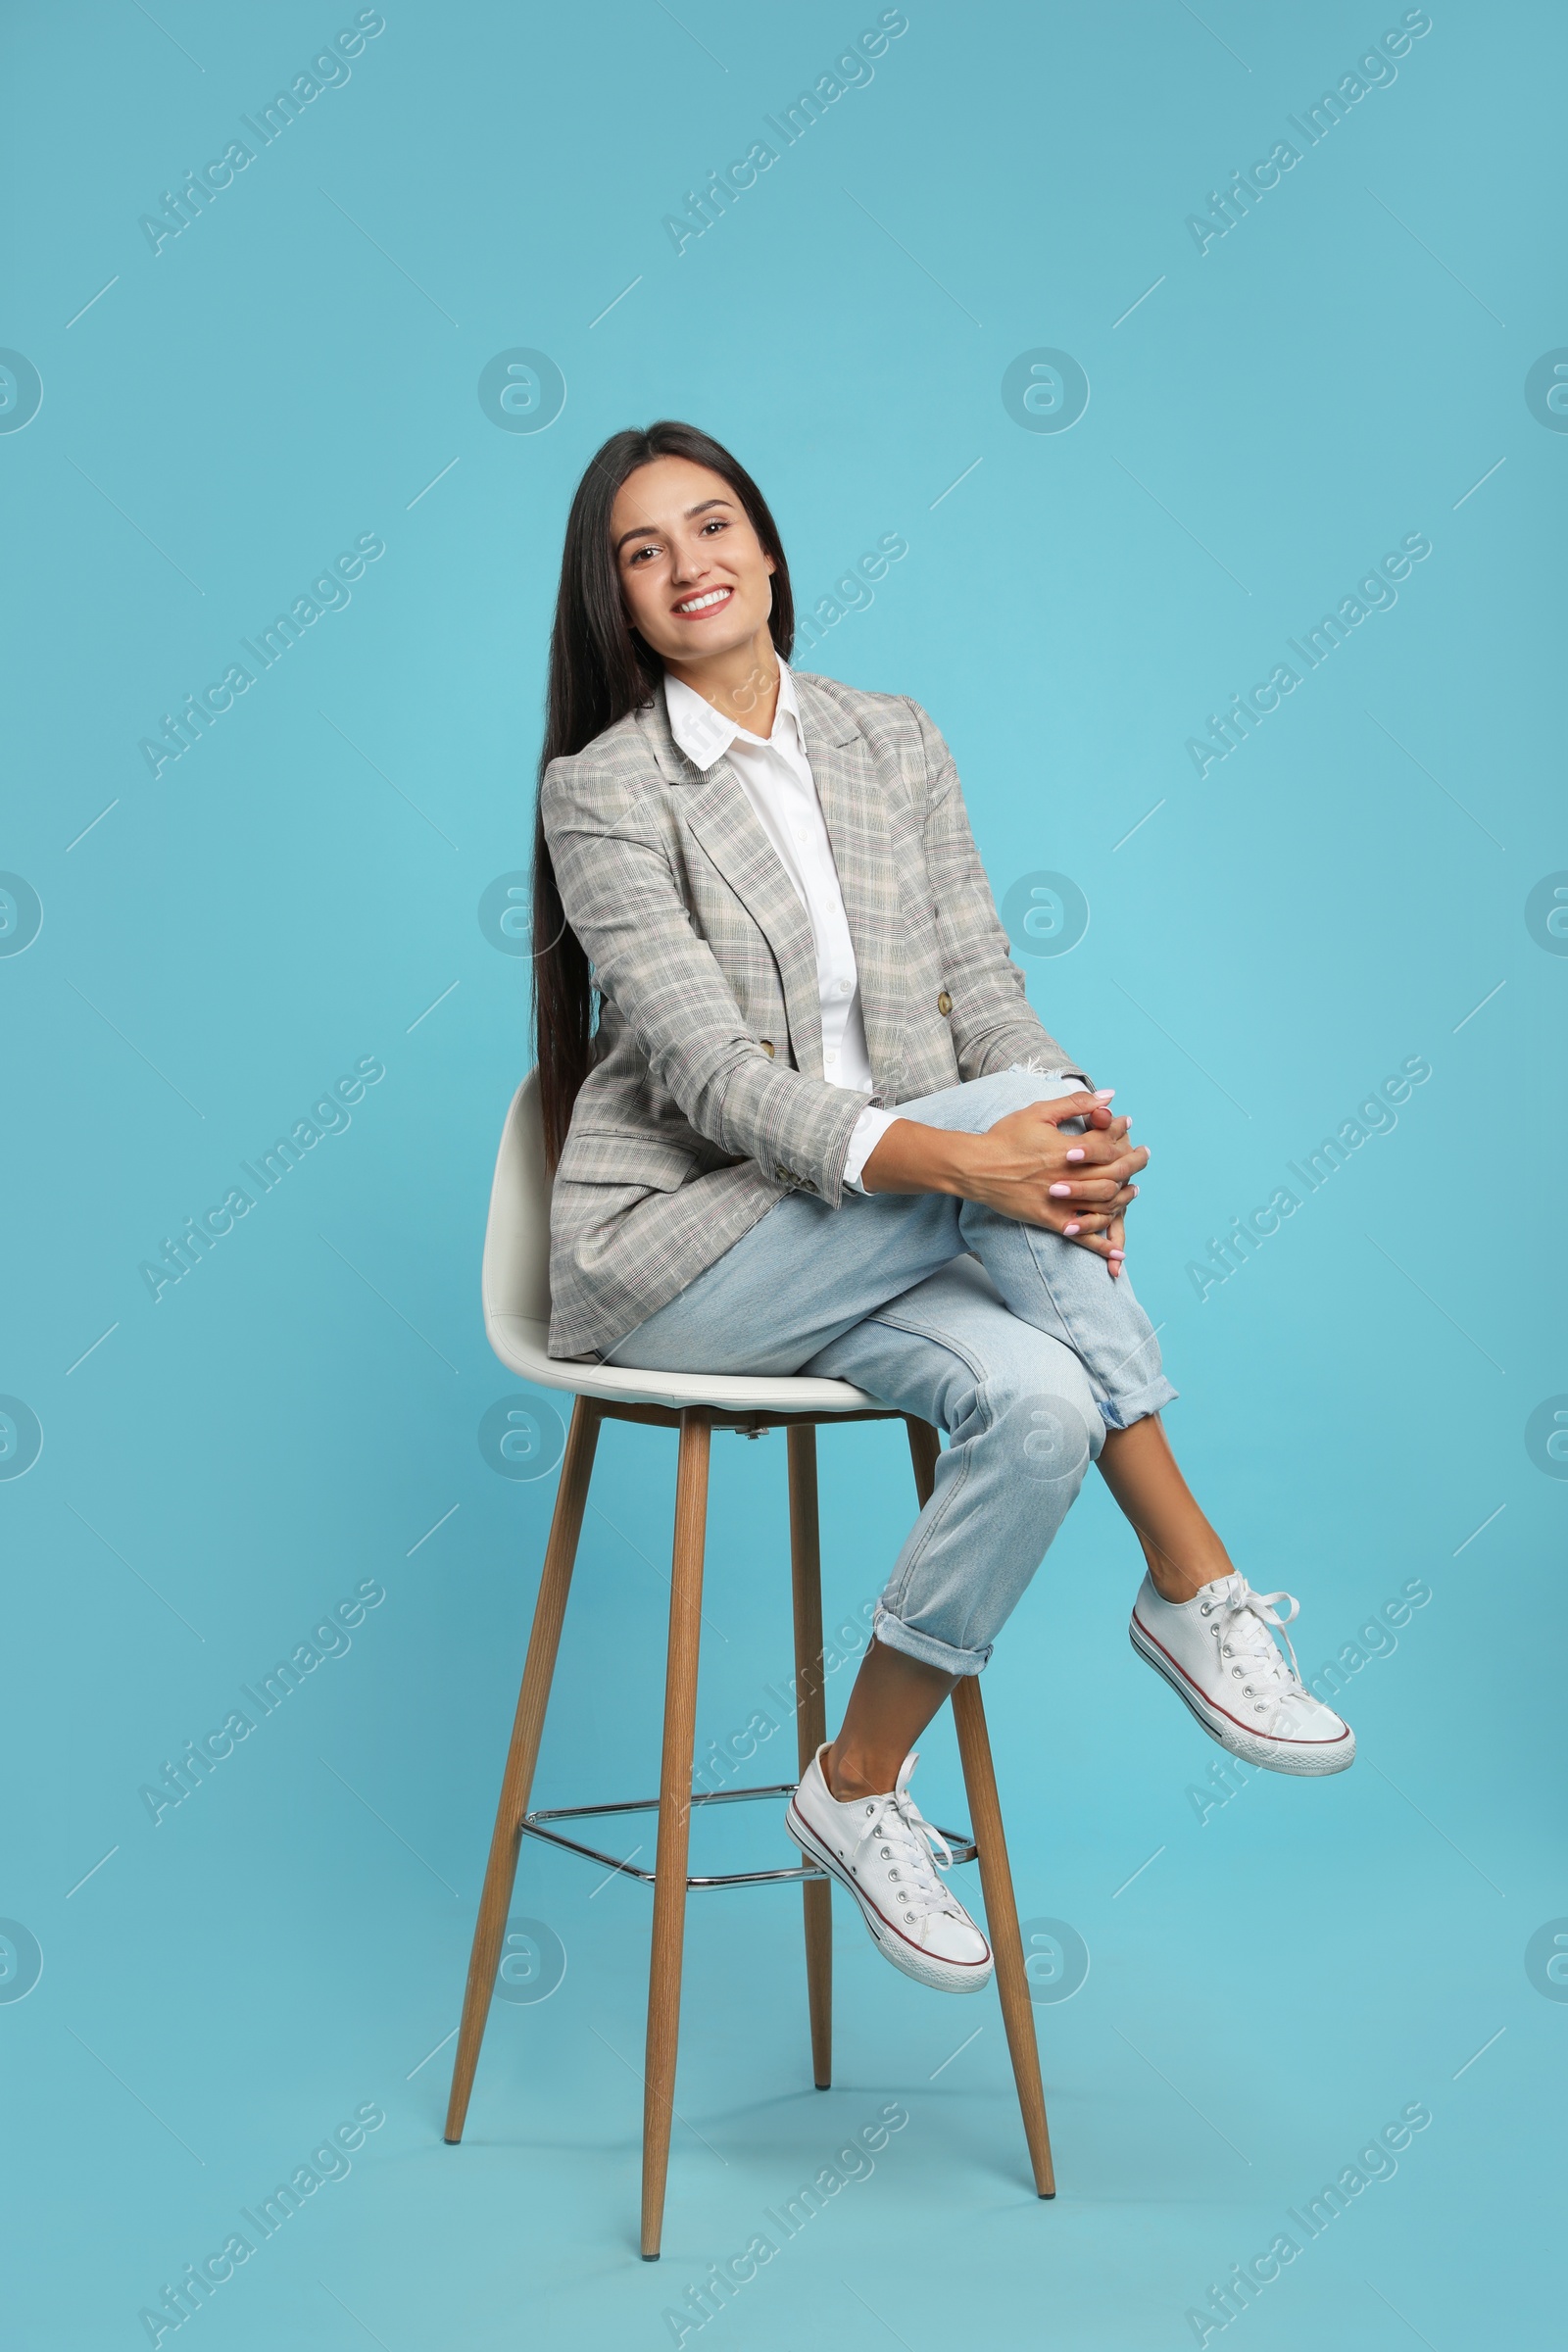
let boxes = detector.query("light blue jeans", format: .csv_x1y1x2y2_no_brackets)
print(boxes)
603,1070,1177,1676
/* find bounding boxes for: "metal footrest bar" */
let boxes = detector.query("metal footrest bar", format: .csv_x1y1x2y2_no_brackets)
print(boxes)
517,1781,978,1892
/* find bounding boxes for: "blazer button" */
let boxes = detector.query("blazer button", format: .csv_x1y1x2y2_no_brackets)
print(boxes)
759,1039,775,1057
774,1164,792,1183
937,991,953,1015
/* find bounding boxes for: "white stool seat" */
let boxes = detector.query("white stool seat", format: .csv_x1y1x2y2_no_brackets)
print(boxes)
482,1075,881,1415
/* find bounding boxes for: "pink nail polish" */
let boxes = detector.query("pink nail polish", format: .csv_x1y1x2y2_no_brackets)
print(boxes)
1049,1182,1071,1198
1064,1222,1081,1236
1094,1089,1114,1099
1066,1148,1086,1162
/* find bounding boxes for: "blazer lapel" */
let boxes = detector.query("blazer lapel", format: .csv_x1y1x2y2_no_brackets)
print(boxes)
639,688,825,1074
793,674,906,1087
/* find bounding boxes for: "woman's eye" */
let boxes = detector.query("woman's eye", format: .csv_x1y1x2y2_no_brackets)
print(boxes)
701,517,727,535
628,543,660,564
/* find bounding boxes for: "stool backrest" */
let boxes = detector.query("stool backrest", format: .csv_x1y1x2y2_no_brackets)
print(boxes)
481,1070,553,1332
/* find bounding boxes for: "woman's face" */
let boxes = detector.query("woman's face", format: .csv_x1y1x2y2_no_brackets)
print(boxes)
611,456,775,669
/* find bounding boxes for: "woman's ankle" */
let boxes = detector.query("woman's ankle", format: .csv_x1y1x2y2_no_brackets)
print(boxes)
1147,1553,1231,1603
821,1740,890,1802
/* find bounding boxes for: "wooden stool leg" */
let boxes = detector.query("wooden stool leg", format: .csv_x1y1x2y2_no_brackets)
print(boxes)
641,1409,711,2259
786,1425,832,2089
951,1679,1055,2196
905,1417,1055,2198
444,1396,602,2143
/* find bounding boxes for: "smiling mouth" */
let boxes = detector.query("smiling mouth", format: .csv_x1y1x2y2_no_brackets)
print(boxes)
672,586,734,616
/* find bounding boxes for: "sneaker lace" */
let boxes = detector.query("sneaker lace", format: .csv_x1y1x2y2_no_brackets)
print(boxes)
1213,1576,1310,1717
853,1754,964,1922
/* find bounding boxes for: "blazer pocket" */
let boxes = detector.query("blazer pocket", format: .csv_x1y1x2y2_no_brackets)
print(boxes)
557,1126,697,1192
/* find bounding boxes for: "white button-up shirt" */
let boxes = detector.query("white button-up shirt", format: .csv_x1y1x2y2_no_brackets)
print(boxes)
663,660,895,1189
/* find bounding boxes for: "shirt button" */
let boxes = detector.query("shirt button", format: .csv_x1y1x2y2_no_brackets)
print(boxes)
937,991,953,1015
759,1038,774,1057
824,1050,838,1065
837,979,852,995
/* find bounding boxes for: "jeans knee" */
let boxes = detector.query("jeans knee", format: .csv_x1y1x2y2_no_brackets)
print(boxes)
981,1374,1099,1499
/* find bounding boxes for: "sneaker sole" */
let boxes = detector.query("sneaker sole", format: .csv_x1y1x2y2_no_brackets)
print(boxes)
1129,1616,1355,1777
784,1800,994,1994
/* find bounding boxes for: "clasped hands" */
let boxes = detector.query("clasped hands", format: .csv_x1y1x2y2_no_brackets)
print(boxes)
858,1089,1148,1278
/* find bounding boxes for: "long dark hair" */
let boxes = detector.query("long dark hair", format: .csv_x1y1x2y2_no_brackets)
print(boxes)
532,420,796,1168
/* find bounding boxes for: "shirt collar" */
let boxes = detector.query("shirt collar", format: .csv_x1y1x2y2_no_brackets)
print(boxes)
663,657,801,773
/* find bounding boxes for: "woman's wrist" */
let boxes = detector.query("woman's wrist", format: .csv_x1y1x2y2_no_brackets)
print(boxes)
858,1117,979,1200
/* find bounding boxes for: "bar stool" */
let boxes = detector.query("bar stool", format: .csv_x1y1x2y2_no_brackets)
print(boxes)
443,1074,1054,2255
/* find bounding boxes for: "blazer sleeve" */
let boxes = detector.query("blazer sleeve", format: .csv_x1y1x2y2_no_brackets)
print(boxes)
541,753,869,1205
906,697,1093,1090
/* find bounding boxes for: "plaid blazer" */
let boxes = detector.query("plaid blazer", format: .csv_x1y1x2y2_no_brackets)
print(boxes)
540,669,1089,1359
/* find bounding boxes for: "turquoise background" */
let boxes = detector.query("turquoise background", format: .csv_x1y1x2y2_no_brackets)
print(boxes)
3,2,1562,2345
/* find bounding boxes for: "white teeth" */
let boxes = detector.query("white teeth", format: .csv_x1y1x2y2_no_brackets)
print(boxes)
675,587,731,613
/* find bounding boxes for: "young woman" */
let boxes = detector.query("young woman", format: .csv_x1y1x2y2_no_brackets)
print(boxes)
533,421,1352,1998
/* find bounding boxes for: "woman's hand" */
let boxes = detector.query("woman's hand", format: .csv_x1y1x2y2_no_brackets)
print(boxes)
955,1094,1146,1262
860,1089,1148,1268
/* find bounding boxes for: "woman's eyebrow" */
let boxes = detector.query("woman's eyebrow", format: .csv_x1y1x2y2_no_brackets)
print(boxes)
613,497,734,555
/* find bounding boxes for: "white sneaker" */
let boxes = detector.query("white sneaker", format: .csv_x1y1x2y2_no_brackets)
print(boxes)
786,1746,994,1994
1129,1571,1354,1776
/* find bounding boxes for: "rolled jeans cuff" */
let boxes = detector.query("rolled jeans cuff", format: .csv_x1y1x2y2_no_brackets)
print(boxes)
871,1602,993,1678
1097,1371,1180,1432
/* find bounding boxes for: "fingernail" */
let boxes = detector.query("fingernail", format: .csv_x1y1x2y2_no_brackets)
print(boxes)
1049,1182,1071,1198
1094,1089,1114,1100
1064,1222,1081,1236
1108,1246,1125,1258
1066,1148,1085,1162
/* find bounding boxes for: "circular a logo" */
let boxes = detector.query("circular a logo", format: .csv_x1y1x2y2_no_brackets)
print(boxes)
0,1397,43,1482
0,872,42,957
1525,871,1568,955
1012,1395,1091,1488
0,351,43,435
479,1395,565,1482
477,348,566,434
494,1915,566,2004
1526,1919,1568,2000
477,871,533,956
1001,869,1089,959
1019,1916,1090,2005
0,1920,43,2003
1524,350,1568,432
1525,1396,1568,1479
1002,348,1090,435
